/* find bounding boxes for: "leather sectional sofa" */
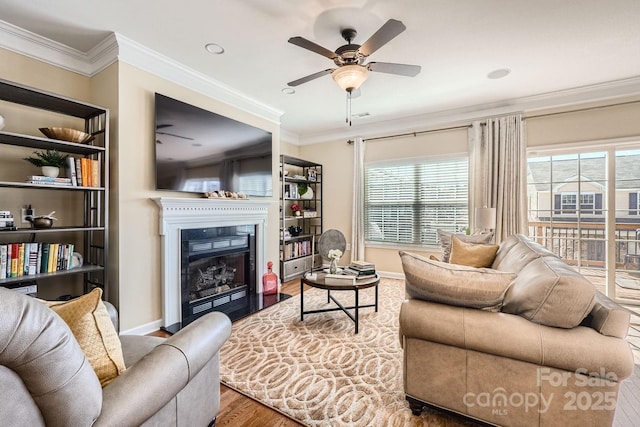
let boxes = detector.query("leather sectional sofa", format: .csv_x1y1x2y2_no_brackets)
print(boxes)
399,234,635,426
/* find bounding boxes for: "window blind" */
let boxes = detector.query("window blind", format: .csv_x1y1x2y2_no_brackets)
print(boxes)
364,156,468,246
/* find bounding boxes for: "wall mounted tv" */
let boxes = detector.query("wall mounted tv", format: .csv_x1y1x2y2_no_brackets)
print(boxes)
154,93,273,197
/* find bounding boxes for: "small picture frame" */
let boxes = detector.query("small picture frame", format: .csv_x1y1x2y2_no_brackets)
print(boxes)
308,169,317,182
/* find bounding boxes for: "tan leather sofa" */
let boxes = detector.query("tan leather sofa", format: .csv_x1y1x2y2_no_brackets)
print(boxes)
399,234,635,426
0,287,232,426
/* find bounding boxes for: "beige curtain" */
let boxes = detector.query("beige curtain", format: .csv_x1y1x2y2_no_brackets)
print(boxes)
469,114,527,242
351,137,366,262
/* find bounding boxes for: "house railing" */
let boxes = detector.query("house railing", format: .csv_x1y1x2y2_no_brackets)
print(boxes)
528,221,640,269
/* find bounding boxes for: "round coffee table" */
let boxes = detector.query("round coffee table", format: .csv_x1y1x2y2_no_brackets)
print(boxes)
300,273,380,334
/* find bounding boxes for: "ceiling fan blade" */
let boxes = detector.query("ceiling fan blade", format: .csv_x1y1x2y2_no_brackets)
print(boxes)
367,62,421,77
288,36,338,60
358,19,406,57
287,69,334,87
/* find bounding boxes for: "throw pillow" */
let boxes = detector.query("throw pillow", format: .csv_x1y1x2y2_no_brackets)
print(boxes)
449,235,499,268
42,288,126,387
437,229,493,262
399,251,516,311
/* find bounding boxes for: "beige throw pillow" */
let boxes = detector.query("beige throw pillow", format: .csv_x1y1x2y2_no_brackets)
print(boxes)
449,235,499,268
399,251,516,311
42,288,126,387
437,229,493,262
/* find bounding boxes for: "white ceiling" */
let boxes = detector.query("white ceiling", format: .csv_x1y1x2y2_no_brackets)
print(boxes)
1,0,639,142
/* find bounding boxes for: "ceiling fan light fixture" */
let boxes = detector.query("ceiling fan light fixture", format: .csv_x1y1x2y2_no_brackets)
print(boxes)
332,64,369,92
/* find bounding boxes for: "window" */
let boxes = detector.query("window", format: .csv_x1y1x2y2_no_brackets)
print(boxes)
364,156,468,246
554,192,602,215
561,193,577,214
630,192,639,215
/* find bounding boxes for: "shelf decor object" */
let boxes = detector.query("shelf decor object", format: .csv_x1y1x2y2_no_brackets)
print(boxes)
39,127,94,144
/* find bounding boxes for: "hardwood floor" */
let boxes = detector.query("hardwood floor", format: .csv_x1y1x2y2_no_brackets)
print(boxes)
215,279,307,426
148,279,640,426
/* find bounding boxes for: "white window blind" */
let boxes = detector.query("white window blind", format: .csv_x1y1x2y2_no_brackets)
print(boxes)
364,156,468,246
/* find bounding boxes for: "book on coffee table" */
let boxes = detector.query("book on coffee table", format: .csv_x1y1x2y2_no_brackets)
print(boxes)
324,273,356,285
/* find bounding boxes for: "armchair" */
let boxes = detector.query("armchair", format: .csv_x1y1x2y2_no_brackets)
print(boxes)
0,287,232,426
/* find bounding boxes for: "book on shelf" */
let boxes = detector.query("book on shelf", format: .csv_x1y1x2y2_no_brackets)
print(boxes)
0,244,7,279
66,156,78,186
75,158,83,186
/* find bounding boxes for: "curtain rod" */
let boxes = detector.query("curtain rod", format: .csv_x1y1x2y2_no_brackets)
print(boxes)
524,99,640,120
347,124,472,144
347,99,640,144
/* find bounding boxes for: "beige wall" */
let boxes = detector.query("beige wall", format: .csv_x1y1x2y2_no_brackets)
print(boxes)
113,62,280,330
526,100,640,147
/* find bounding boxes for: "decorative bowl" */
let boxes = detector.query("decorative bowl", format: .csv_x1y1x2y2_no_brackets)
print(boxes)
39,127,94,144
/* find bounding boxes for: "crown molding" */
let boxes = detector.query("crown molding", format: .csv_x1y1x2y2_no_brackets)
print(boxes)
0,19,94,75
297,76,640,145
0,20,282,125
113,33,282,125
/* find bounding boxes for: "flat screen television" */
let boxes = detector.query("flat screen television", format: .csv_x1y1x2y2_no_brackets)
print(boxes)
154,93,273,197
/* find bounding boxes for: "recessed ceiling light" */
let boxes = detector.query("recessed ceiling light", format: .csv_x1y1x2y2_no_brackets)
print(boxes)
352,112,371,119
487,68,511,79
282,87,295,95
205,43,225,54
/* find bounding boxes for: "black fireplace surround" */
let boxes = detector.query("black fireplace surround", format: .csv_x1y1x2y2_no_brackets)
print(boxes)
180,225,256,327
169,225,290,333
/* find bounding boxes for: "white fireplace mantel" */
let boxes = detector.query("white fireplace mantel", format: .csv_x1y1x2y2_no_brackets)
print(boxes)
154,197,271,328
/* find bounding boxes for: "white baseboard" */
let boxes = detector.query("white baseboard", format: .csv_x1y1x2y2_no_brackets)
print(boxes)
378,271,405,280
119,319,163,336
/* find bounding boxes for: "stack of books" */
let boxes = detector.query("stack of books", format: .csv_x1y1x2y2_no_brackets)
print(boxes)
343,260,377,279
26,176,73,186
0,211,16,231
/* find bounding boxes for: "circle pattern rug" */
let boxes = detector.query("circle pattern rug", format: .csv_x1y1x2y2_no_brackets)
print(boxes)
219,278,480,427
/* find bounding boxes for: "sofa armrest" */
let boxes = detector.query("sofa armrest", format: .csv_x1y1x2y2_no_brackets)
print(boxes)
95,312,231,426
582,291,631,338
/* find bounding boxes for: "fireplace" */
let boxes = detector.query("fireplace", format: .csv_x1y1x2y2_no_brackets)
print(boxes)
181,226,256,327
155,197,271,332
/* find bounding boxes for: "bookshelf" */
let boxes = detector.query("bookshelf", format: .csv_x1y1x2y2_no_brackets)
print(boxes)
280,155,322,281
0,78,109,300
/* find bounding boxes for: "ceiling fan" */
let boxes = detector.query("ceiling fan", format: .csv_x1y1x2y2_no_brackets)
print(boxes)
155,124,194,144
287,19,421,92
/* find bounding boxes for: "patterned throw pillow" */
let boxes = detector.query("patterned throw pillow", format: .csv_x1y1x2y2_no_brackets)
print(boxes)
437,229,493,262
449,235,499,268
42,288,126,387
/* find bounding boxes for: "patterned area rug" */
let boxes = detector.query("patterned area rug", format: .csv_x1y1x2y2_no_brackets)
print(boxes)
219,278,479,427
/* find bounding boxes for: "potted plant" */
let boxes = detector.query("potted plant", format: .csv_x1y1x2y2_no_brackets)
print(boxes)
24,149,69,178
